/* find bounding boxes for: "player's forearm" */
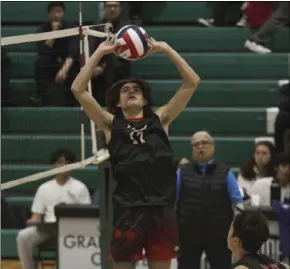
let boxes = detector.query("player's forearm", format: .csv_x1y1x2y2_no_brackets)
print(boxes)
72,49,104,93
163,45,200,87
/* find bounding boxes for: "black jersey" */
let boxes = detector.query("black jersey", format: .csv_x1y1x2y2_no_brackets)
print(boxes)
107,108,176,208
232,253,286,269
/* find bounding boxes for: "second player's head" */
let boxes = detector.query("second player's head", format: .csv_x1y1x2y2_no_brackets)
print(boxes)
107,78,153,115
227,210,269,258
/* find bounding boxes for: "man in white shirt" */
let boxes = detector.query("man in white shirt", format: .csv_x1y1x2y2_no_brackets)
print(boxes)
17,148,91,269
251,152,290,206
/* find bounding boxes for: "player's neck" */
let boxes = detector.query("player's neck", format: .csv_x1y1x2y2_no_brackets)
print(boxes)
234,248,249,261
122,108,144,120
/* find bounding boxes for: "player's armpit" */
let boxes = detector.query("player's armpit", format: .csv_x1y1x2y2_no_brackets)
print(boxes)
72,90,113,131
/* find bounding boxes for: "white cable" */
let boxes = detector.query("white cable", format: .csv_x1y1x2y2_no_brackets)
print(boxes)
1,26,109,46
1,150,109,191
84,33,98,156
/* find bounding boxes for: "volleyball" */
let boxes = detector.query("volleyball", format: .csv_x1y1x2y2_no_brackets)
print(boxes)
115,25,150,61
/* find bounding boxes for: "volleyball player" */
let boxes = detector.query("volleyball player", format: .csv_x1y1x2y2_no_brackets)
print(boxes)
71,35,200,269
228,210,290,269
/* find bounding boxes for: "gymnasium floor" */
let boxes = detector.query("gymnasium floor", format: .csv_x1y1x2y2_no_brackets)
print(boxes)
1,260,55,269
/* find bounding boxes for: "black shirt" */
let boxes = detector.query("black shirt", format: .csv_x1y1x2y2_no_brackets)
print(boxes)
108,108,176,208
232,253,286,269
36,21,78,60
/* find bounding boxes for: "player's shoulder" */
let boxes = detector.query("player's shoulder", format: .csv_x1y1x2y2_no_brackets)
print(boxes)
233,266,249,269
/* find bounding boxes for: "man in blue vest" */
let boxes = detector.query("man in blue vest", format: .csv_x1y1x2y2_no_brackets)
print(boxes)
176,131,244,269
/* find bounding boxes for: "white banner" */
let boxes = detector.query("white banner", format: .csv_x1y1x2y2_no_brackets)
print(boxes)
58,217,281,269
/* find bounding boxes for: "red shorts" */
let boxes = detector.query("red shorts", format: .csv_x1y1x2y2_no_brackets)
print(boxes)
109,206,179,262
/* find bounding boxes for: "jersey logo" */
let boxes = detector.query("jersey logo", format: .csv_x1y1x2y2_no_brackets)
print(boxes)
127,124,147,144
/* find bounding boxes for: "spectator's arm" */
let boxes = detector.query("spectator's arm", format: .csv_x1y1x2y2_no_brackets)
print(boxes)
78,185,92,204
176,168,181,201
226,170,244,214
28,186,46,224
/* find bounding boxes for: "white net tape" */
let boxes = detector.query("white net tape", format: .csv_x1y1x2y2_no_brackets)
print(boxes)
1,25,111,191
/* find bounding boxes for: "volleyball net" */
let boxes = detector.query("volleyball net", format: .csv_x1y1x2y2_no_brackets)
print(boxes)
1,24,112,191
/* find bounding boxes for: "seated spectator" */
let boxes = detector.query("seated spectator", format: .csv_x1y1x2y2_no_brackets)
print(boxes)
245,2,289,53
33,1,79,106
275,82,290,154
17,148,91,269
238,141,276,196
228,210,290,269
128,2,143,25
251,152,290,206
272,200,290,264
89,1,131,106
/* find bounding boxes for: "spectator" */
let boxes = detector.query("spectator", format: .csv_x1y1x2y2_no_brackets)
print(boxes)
238,141,276,196
1,47,11,106
17,148,91,269
128,2,143,25
251,152,290,206
33,1,79,106
272,200,290,264
275,82,290,154
198,2,243,27
229,210,290,269
176,131,243,269
245,1,274,29
245,2,289,53
89,1,131,106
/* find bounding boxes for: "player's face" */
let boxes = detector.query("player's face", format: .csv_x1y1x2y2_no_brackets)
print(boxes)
254,144,271,168
49,6,65,22
227,223,241,255
276,163,290,186
119,82,147,111
191,134,214,163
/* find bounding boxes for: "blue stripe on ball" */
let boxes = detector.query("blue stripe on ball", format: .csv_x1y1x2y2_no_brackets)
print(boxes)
117,25,134,38
133,26,148,51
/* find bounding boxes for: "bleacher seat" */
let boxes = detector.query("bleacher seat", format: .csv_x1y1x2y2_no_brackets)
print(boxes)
132,53,289,79
2,134,255,166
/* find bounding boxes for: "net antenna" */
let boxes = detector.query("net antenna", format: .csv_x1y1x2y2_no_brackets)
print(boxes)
0,18,110,191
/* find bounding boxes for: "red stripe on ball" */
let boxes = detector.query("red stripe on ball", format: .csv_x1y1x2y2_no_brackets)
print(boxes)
123,31,139,59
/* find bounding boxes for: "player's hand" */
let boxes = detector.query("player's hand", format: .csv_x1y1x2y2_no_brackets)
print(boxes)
147,38,169,53
97,34,119,55
55,68,67,84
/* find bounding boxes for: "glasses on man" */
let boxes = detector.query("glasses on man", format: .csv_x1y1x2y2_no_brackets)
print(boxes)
192,140,212,148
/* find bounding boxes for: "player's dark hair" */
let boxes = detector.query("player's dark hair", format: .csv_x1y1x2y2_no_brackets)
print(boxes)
232,210,269,253
240,141,276,181
106,78,153,115
47,1,66,12
50,148,76,164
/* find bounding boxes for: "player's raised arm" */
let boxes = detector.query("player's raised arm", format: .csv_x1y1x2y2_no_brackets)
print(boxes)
152,39,201,126
71,38,117,130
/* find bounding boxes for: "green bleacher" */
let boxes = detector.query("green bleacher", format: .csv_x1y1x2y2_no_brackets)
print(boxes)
1,1,288,259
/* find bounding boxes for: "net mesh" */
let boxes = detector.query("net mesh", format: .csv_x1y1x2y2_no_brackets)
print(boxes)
1,26,110,191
